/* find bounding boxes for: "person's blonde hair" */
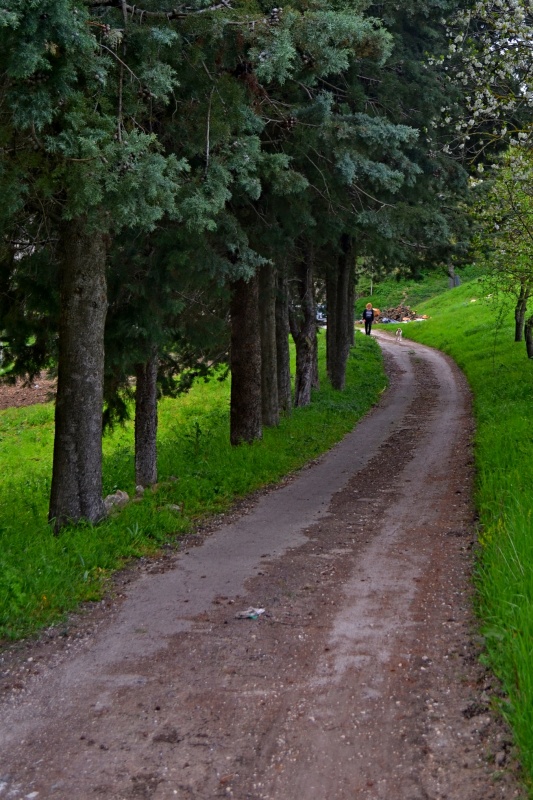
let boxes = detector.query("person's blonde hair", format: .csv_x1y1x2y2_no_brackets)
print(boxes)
366,303,372,309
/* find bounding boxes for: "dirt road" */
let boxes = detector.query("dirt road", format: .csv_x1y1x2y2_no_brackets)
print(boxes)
0,335,525,800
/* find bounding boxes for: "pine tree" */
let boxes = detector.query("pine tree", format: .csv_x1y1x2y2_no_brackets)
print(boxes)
1,1,183,528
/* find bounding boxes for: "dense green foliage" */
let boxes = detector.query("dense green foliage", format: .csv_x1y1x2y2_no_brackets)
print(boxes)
0,0,474,527
0,333,385,640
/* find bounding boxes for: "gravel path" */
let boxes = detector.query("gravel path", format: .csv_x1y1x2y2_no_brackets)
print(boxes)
0,334,526,800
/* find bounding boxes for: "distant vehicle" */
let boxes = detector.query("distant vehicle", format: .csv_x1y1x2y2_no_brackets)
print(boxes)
316,304,327,324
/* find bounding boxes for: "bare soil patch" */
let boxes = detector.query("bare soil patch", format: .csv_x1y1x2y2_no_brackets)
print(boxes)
0,374,55,410
0,337,526,800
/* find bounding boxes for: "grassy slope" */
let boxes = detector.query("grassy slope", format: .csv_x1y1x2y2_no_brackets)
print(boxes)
354,265,482,319
0,331,386,641
355,272,449,314
394,278,533,787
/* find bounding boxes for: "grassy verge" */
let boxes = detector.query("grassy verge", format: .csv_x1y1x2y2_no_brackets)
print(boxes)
397,278,533,788
0,331,386,642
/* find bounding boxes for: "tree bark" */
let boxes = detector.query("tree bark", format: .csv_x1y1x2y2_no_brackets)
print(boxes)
525,315,533,358
290,249,317,408
275,270,292,415
259,264,279,427
135,348,159,487
326,266,337,383
49,217,108,531
230,275,262,445
328,235,355,391
448,263,460,288
515,281,530,342
348,257,356,348
311,329,319,390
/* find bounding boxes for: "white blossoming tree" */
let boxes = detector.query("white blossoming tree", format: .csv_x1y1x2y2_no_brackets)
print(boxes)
437,0,533,159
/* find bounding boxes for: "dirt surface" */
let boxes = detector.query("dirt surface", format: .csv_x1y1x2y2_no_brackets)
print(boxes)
0,335,526,800
0,375,56,411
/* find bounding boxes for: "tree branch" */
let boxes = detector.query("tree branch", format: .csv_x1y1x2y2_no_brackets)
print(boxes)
90,0,233,19
205,87,213,175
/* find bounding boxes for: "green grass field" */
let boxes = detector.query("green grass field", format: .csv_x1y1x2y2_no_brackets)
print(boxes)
0,331,386,641
391,277,533,788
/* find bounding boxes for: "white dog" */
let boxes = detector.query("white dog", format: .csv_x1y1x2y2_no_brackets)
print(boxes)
395,328,403,343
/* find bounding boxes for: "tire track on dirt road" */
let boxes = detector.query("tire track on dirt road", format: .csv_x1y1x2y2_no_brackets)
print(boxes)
0,334,525,799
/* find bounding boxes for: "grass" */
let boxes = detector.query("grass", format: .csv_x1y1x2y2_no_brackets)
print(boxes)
393,277,533,789
354,263,483,317
0,331,386,641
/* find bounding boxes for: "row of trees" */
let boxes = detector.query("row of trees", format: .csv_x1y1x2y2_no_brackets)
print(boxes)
1,0,474,530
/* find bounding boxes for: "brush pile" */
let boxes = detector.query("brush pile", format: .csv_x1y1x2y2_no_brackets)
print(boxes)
378,304,419,321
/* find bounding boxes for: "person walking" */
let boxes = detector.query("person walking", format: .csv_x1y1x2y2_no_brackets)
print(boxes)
362,303,374,335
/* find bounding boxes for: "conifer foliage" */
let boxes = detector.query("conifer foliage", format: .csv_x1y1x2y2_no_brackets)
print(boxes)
1,0,185,528
1,0,471,529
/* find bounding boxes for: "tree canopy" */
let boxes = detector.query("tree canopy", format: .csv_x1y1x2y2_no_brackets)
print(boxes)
0,0,480,528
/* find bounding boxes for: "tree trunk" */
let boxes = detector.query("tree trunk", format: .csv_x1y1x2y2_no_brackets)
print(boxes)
448,263,460,288
311,329,319,390
515,282,530,342
328,235,355,391
259,264,279,427
525,315,533,358
49,217,108,531
326,267,337,382
348,257,355,347
135,348,158,487
275,270,292,415
230,275,262,444
290,250,317,408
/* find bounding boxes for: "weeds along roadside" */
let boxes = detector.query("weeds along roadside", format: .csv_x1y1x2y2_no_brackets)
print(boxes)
0,331,386,642
399,279,533,789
